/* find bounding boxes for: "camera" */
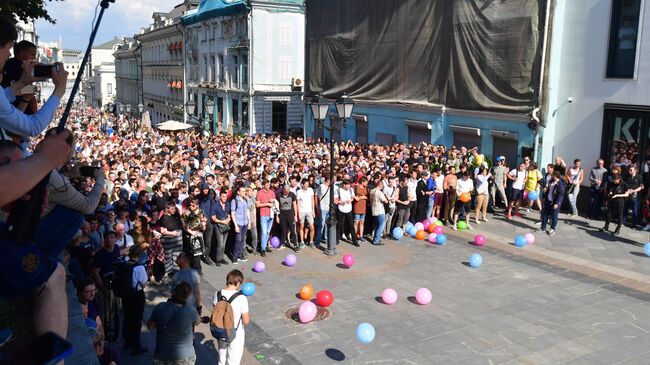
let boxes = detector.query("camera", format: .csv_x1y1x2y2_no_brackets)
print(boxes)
79,165,100,178
32,64,61,78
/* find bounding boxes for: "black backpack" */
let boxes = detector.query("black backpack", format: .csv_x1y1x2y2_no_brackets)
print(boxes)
112,260,142,298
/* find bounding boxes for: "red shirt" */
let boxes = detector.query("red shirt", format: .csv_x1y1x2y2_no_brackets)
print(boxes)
256,189,275,217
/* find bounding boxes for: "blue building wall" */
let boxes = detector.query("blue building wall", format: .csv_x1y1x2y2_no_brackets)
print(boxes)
305,104,535,162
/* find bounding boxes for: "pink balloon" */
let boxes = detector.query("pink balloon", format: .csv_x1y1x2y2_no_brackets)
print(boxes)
343,254,355,268
422,220,431,230
474,234,486,246
524,233,535,244
414,222,424,231
433,225,444,235
428,233,437,243
298,301,317,323
415,288,432,305
381,288,398,305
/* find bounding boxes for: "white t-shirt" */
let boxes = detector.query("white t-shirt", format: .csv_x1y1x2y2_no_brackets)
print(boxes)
335,187,355,214
476,175,490,195
434,175,445,193
213,289,249,334
296,187,315,213
116,234,134,250
509,169,527,190
456,178,474,195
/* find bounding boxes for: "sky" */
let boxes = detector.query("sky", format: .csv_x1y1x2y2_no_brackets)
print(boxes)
35,0,182,50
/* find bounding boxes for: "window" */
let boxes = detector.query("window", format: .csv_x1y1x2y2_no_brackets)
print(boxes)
272,102,287,132
210,56,216,83
218,54,225,82
233,55,239,85
107,83,113,94
601,106,647,171
241,55,248,85
607,0,641,78
279,61,290,79
280,27,291,46
203,56,208,82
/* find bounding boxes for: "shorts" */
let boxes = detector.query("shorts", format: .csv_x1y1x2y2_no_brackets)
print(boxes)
455,199,470,213
299,212,315,225
511,188,524,201
354,214,366,221
433,193,444,207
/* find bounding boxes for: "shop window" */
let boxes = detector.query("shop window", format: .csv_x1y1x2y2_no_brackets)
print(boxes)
602,107,646,171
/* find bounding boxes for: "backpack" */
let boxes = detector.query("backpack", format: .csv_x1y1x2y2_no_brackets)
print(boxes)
112,260,141,298
210,290,243,343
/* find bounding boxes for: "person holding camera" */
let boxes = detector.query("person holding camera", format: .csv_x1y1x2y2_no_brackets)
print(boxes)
0,15,68,140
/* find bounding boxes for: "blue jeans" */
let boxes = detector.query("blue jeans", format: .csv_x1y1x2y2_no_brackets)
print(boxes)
259,216,273,251
234,225,248,259
373,214,385,244
540,201,559,230
588,186,603,219
624,195,640,227
315,210,329,246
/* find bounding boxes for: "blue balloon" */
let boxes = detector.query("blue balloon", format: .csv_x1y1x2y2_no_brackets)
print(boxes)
356,323,376,344
407,226,418,237
435,234,447,245
242,282,256,296
514,235,527,247
528,191,539,201
644,243,650,257
469,253,483,268
392,227,404,240
405,222,414,231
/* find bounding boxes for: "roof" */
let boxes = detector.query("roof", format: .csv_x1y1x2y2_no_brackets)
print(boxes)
181,0,247,25
94,37,128,50
181,0,303,25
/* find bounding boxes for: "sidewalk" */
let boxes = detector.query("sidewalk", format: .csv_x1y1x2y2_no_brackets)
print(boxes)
457,208,650,276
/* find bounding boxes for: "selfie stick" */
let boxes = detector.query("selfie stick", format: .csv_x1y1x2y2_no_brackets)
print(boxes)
57,0,116,130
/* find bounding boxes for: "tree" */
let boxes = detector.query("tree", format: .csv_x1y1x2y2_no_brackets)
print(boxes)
0,0,63,24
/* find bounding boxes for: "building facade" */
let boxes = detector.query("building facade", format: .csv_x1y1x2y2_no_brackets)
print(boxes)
304,0,546,164
114,39,142,108
82,37,129,107
136,3,193,126
541,0,650,180
61,49,82,101
15,20,37,45
181,0,305,134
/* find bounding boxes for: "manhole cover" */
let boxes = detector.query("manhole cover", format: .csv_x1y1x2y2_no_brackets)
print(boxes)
285,305,330,323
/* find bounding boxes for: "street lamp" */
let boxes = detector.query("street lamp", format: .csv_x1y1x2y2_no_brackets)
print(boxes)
125,104,132,114
118,104,124,115
185,99,196,126
206,99,215,132
138,103,144,114
308,94,355,256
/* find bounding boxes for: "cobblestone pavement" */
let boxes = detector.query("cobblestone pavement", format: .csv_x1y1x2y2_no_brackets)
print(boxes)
122,209,650,365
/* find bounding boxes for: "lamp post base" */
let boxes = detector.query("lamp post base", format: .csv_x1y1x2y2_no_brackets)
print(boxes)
326,218,338,256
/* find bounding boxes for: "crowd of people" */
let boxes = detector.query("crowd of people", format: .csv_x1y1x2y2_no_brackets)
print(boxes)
3,13,650,365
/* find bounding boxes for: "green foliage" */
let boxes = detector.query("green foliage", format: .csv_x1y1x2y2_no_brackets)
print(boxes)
0,0,61,24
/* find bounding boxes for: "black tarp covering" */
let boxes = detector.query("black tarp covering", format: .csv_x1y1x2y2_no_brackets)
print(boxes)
306,0,545,113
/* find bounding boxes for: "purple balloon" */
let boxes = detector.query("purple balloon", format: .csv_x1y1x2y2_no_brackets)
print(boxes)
270,236,280,248
253,261,265,273
285,253,297,266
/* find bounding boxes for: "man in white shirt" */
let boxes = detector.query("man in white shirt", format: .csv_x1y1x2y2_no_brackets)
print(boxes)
296,179,315,247
334,179,359,246
314,176,332,248
214,270,250,365
453,170,475,230
506,162,527,219
382,176,399,237
114,222,135,256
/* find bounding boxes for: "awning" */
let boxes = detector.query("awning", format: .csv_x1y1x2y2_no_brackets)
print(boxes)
449,125,480,136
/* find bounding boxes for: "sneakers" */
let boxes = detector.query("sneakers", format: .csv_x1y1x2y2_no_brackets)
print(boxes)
514,212,523,217
452,226,458,230
482,218,489,223
536,228,545,233
266,247,273,253
548,229,556,236
534,221,542,226
506,214,513,220
232,258,239,265
642,224,650,232
525,208,531,213
219,259,229,265
277,245,285,250
475,220,481,225
260,251,266,257
239,256,248,262
468,225,474,230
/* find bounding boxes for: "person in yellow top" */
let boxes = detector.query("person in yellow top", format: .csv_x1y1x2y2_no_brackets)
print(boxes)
525,162,543,212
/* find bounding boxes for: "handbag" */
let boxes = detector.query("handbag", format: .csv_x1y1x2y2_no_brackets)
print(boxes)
216,222,230,234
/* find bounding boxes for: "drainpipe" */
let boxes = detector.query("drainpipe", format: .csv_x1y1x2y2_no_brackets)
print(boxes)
533,0,553,164
248,4,254,134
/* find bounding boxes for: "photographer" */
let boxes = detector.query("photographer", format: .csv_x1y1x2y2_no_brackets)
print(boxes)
1,40,38,115
0,15,68,139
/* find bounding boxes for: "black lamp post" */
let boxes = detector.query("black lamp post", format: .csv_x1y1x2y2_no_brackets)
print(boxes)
185,99,197,129
309,95,355,256
137,103,144,131
206,99,215,133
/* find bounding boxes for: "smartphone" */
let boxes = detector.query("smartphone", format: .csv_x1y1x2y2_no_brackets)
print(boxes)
79,166,99,178
19,85,36,95
0,332,73,365
32,64,60,78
